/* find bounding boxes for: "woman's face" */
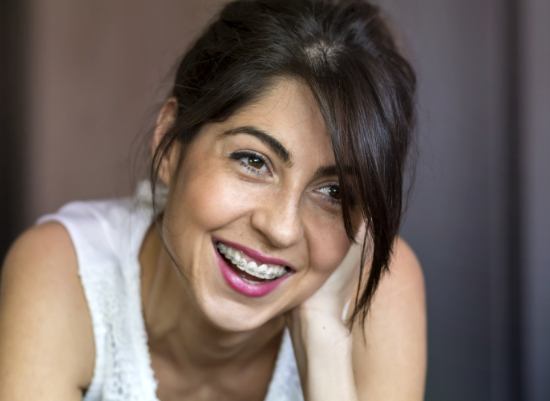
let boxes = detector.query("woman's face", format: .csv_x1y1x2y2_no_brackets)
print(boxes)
159,79,354,331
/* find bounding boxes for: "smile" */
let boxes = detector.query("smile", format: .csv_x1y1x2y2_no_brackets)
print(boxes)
216,243,288,280
213,239,294,298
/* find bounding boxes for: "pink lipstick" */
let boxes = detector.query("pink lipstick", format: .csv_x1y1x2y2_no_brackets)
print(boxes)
215,238,293,269
213,239,293,298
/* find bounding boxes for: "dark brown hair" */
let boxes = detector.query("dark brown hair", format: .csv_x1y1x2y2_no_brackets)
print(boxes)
151,0,416,329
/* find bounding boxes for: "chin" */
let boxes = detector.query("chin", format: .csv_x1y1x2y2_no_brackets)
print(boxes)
199,294,282,333
182,238,295,332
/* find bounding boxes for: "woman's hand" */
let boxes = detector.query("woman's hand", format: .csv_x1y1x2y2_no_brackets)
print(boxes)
291,223,368,324
285,224,367,401
285,235,427,401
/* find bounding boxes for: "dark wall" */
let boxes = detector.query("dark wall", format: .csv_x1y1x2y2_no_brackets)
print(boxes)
383,0,549,400
0,0,26,259
384,0,512,399
521,0,550,400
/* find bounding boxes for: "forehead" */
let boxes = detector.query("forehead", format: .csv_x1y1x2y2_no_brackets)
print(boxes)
225,78,334,162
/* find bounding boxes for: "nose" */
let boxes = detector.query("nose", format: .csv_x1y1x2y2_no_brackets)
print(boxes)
250,191,304,249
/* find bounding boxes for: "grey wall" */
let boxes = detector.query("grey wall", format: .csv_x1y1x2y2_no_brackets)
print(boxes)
521,0,550,400
384,0,512,399
387,0,549,400
2,0,548,400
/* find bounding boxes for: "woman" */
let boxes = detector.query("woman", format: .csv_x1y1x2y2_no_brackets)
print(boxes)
0,0,426,400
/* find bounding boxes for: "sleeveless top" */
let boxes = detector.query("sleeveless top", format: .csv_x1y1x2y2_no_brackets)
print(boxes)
37,183,304,401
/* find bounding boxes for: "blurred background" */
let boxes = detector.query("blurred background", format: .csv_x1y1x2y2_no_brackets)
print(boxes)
1,0,548,400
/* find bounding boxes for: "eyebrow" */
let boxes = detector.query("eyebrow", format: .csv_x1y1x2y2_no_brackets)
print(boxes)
221,126,292,165
311,165,339,181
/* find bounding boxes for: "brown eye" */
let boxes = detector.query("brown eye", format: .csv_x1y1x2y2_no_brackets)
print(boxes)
229,151,271,176
246,154,265,170
317,184,342,204
328,185,341,201
327,185,341,200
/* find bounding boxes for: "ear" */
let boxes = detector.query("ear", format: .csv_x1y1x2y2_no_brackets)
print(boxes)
151,97,180,186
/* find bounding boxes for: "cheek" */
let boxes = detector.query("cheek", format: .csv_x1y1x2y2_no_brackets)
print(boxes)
166,163,254,236
306,216,351,275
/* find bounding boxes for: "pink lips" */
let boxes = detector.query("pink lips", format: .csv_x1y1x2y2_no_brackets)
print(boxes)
213,238,293,298
216,238,293,268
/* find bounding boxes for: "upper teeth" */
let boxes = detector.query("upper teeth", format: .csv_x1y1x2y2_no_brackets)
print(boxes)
216,243,288,280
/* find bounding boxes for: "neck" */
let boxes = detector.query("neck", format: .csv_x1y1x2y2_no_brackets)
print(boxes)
139,225,284,371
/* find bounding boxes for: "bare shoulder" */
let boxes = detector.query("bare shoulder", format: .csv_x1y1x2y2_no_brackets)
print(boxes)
379,237,425,299
352,237,426,401
0,222,94,400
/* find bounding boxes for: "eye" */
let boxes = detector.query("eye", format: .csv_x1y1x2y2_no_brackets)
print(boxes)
316,184,342,204
229,150,271,176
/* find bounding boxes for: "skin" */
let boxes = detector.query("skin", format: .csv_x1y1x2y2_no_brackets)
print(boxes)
0,79,426,401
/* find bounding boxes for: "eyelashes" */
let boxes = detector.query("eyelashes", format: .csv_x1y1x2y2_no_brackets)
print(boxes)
228,150,342,205
315,184,341,204
229,150,271,176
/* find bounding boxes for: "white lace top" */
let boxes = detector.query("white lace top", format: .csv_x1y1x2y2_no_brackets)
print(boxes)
37,185,303,401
